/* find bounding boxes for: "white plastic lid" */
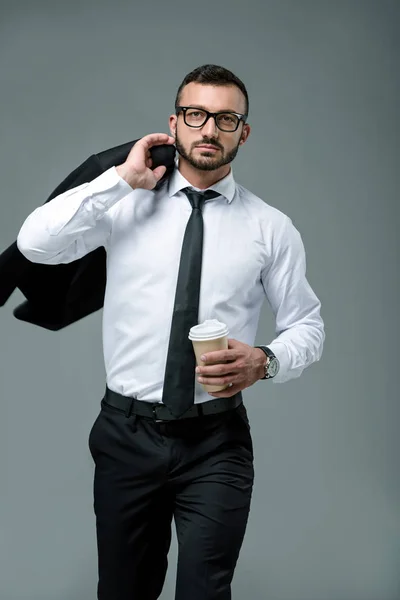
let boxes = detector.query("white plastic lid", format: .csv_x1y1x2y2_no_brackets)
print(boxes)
188,319,229,341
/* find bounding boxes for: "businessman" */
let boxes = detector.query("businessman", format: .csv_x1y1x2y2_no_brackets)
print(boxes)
16,64,325,600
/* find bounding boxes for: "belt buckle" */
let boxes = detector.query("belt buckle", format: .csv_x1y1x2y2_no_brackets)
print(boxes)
152,404,165,423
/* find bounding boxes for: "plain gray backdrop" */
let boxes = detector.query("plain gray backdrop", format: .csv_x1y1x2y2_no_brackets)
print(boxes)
1,1,399,599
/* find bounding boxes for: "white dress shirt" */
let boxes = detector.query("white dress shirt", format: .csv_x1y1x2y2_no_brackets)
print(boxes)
17,159,325,404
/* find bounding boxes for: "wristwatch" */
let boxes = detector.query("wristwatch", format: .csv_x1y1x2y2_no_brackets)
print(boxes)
254,345,280,379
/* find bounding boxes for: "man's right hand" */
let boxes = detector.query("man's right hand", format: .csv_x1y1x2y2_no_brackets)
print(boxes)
115,133,175,190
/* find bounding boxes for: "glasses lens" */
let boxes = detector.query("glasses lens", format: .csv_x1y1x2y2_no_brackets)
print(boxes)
185,109,207,127
216,113,239,131
183,109,240,131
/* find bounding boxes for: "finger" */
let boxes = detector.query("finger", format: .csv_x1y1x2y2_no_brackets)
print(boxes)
201,350,238,364
198,374,239,386
197,363,239,376
139,133,175,151
152,165,167,182
198,377,226,386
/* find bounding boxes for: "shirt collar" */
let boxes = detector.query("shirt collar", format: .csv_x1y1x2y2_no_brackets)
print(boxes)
167,156,236,204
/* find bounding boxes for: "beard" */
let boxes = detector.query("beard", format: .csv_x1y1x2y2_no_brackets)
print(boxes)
174,126,241,171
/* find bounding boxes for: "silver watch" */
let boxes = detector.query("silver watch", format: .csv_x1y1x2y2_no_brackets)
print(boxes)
255,346,280,379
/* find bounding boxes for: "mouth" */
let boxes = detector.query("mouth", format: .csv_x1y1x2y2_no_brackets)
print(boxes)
196,145,220,152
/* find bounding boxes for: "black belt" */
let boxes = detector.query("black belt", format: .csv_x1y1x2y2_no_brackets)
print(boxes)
103,385,243,421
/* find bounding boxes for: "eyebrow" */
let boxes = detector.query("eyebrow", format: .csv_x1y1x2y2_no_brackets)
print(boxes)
186,104,243,114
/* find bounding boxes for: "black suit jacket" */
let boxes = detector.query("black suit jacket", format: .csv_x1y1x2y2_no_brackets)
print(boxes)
0,139,176,330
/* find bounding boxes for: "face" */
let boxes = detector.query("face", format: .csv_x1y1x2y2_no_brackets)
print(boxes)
169,82,250,172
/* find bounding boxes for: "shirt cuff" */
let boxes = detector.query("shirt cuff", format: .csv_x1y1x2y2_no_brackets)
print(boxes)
88,165,134,199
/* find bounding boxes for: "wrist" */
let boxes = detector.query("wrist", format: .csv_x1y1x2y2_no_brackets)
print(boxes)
116,164,137,189
253,347,268,380
254,345,280,379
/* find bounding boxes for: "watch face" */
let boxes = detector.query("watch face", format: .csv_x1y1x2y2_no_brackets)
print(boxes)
268,358,279,377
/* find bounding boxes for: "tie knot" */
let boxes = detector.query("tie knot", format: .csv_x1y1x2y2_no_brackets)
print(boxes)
182,187,220,209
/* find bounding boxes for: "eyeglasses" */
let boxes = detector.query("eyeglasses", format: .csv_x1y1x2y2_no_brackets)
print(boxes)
176,106,247,132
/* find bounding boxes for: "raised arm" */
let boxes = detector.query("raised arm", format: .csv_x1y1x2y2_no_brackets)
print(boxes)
17,133,175,265
17,168,132,264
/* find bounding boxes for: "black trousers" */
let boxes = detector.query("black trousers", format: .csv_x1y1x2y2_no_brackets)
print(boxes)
88,396,255,600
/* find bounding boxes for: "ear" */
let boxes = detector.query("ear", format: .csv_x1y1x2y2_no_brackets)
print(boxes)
239,123,251,146
169,114,177,137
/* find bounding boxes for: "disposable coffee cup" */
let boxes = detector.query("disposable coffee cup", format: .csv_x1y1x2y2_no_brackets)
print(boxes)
188,319,230,393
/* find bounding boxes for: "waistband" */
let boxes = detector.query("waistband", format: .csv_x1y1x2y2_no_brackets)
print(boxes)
103,386,243,421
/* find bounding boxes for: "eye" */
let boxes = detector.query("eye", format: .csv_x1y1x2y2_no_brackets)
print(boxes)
187,109,205,117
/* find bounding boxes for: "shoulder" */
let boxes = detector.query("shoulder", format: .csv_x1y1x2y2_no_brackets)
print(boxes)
235,183,293,230
234,183,305,256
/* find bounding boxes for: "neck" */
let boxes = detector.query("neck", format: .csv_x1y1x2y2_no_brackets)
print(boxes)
177,158,231,190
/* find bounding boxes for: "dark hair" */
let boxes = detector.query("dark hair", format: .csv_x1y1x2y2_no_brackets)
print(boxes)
175,64,249,117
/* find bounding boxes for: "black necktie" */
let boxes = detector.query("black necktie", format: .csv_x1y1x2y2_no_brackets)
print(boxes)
161,187,220,417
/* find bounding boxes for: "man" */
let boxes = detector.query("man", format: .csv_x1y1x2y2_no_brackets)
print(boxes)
16,64,325,599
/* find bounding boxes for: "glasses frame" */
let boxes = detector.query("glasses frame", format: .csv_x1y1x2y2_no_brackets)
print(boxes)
176,106,248,132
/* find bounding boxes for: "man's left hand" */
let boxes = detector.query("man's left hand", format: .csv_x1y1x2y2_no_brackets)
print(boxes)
196,338,267,397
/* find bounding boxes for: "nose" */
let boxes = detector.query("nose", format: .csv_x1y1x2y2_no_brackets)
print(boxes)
201,115,219,138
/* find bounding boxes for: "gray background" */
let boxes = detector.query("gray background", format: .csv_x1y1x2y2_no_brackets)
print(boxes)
0,1,399,599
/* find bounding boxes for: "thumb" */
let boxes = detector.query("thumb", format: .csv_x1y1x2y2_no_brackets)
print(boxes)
152,165,167,182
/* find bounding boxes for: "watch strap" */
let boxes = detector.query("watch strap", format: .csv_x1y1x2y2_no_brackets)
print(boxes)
254,346,276,379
